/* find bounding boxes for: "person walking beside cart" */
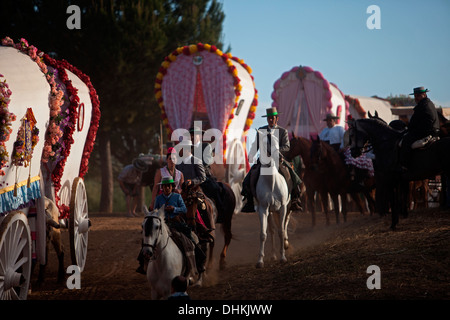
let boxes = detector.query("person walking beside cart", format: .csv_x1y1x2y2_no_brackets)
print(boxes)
118,158,148,217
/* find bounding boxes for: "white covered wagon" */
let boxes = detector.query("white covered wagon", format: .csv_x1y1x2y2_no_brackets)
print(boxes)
271,65,348,138
0,37,100,299
154,43,258,211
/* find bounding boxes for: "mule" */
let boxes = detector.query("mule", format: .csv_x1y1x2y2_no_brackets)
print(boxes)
348,117,450,229
254,132,290,268
31,197,65,288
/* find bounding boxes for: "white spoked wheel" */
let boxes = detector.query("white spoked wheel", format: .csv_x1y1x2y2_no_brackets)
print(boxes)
0,212,32,300
69,177,90,272
225,139,247,213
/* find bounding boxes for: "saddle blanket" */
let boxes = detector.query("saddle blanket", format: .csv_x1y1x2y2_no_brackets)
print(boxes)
343,148,374,177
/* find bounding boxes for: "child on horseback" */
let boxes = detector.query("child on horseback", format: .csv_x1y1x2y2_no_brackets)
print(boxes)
136,177,206,277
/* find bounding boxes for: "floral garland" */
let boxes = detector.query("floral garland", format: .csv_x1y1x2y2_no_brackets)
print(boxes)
1,37,100,218
59,59,101,180
154,43,242,136
42,55,101,219
0,74,16,176
11,108,39,167
1,37,64,163
222,55,258,164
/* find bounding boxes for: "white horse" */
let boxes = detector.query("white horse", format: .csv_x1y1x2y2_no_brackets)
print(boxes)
254,130,290,268
142,206,184,299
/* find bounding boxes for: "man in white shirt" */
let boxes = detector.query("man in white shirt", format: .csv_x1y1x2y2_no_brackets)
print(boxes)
319,112,345,152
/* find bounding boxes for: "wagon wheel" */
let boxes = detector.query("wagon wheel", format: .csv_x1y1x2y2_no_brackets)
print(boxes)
69,177,90,272
225,140,247,212
0,212,32,300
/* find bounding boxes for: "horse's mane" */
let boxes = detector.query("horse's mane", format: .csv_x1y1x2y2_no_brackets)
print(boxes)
358,118,402,137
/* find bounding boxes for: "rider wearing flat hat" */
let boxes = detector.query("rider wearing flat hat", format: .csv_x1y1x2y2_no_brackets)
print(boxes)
399,86,440,170
241,107,303,212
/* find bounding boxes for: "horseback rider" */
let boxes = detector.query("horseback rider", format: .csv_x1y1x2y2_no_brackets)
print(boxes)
241,107,303,213
399,86,440,170
319,112,345,152
136,176,206,276
189,126,226,223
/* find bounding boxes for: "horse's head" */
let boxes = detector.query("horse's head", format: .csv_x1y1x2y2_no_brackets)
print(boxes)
347,118,370,158
142,205,166,260
310,136,324,164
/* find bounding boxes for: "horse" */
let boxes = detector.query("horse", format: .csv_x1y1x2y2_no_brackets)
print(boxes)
309,136,374,224
286,135,333,226
254,132,290,268
348,117,450,229
180,182,216,275
142,205,187,299
213,181,236,270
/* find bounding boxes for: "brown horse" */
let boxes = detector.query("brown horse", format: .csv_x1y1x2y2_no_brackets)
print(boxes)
309,137,375,223
285,135,328,226
181,183,216,273
181,181,236,270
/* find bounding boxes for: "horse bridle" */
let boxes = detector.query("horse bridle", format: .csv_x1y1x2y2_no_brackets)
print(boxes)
142,215,169,260
349,120,373,155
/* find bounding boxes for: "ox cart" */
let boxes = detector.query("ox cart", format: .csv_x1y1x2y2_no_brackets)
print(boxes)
154,43,258,212
0,38,100,299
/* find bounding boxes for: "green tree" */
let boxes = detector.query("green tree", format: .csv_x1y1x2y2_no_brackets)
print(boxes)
1,0,226,212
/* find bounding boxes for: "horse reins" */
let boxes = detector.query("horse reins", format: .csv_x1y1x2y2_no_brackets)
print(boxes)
142,215,170,261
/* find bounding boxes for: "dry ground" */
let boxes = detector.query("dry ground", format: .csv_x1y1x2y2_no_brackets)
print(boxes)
28,206,450,301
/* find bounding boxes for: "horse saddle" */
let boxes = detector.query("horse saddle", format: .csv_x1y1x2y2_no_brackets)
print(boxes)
399,135,439,149
411,135,439,149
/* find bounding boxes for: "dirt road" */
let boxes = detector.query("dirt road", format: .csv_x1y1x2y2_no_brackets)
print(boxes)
28,208,450,300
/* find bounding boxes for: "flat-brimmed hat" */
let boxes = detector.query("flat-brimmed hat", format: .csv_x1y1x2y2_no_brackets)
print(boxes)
409,86,429,95
178,139,193,147
132,158,148,172
262,107,281,117
189,126,205,134
158,176,175,186
323,112,339,121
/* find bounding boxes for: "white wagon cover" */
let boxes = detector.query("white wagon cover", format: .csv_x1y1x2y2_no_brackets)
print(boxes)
0,37,100,217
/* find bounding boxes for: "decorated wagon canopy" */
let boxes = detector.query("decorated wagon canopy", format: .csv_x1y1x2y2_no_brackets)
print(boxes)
0,37,100,217
271,65,348,139
346,94,395,123
154,43,258,161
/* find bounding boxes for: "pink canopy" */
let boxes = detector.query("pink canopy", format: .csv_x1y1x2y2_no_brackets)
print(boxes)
271,66,349,139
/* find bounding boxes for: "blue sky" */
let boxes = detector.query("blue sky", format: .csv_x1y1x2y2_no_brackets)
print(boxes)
220,0,450,127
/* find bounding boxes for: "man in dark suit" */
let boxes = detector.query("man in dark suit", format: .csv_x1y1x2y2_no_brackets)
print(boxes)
175,139,207,186
189,126,226,223
399,87,440,169
241,107,303,212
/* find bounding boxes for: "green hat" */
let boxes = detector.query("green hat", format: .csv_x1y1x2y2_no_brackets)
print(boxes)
262,107,280,117
159,177,175,185
409,86,429,95
189,126,205,134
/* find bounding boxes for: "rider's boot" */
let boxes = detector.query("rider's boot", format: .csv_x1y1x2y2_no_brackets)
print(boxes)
290,185,303,211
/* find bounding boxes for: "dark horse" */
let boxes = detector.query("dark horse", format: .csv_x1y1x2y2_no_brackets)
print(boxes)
181,181,236,270
309,136,376,223
347,117,450,229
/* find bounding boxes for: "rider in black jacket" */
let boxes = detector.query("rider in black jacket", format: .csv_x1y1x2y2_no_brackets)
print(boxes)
399,87,440,169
